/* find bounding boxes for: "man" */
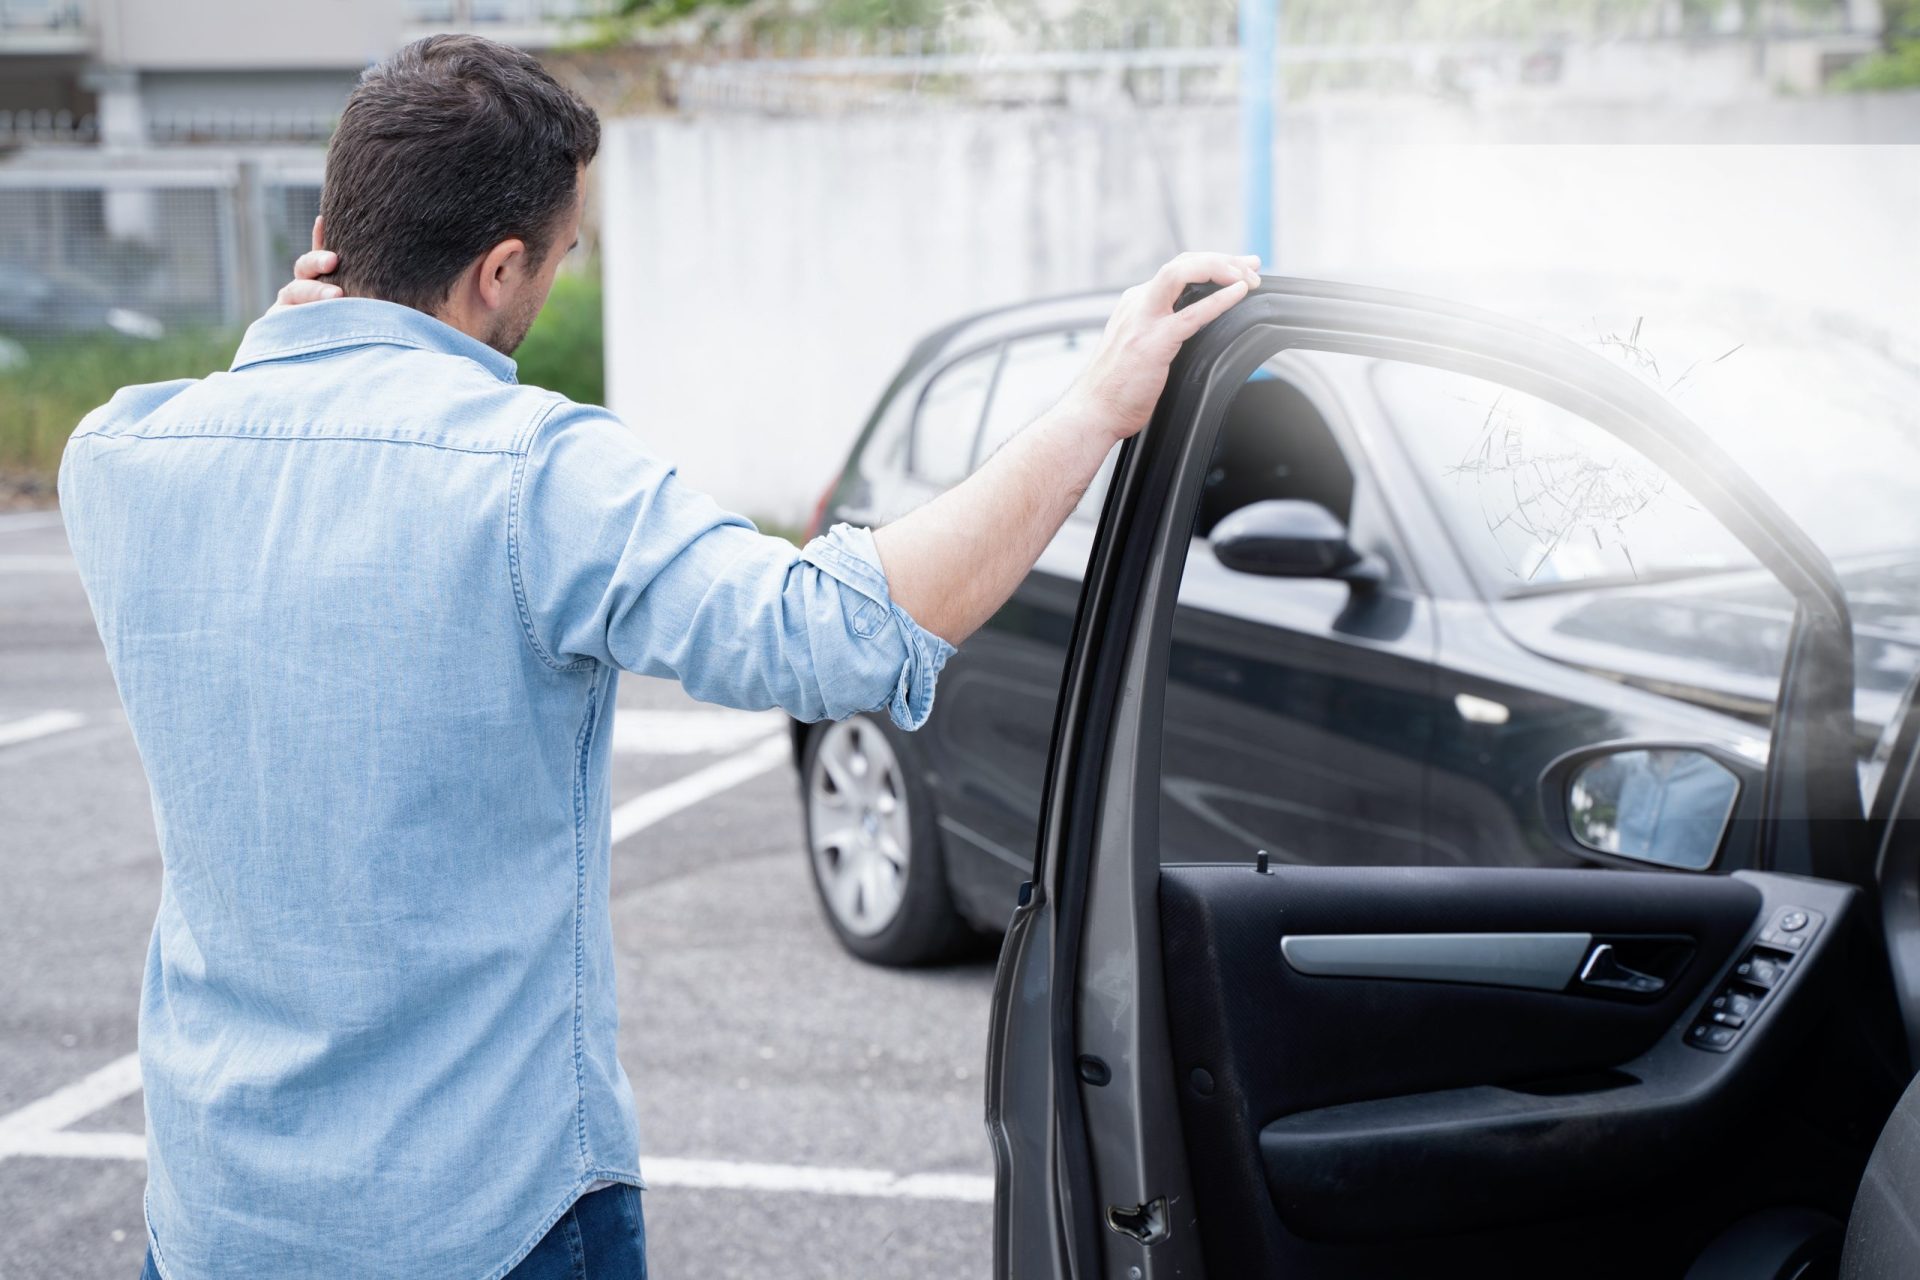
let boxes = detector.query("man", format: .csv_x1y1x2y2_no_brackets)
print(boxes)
60,33,1256,1280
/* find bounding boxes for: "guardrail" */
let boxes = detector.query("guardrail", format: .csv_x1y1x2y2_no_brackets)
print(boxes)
0,155,325,335
0,109,96,147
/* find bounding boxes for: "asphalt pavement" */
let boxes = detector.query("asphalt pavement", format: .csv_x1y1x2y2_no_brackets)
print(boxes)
0,508,998,1280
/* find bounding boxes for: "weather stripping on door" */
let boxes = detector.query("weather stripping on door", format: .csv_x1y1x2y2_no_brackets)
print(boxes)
1280,932,1593,992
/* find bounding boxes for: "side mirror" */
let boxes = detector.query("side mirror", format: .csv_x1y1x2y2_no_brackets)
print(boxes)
1559,747,1744,871
1211,499,1383,584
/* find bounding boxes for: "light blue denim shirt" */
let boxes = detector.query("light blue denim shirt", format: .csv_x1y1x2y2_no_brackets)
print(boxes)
58,298,953,1280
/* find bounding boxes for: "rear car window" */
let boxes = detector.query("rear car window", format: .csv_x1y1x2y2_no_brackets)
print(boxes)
909,345,999,487
976,329,1097,466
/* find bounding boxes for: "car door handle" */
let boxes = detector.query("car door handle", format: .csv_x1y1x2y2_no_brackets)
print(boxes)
1280,932,1592,991
1579,942,1667,995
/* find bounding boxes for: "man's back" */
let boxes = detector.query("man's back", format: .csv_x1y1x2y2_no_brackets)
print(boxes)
61,298,946,1278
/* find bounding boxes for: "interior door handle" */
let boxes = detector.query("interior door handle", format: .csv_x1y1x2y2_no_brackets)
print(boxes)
1579,942,1667,995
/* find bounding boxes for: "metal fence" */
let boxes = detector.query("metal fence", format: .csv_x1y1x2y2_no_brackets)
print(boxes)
0,160,322,343
401,0,613,22
666,0,1885,113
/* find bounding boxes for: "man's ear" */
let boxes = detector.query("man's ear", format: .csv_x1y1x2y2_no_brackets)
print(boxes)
475,239,528,313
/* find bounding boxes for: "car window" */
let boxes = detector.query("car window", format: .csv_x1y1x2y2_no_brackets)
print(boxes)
1075,365,1356,542
909,345,999,488
1155,351,1776,879
1192,371,1356,539
975,329,1098,467
1157,370,1431,870
1374,360,1755,594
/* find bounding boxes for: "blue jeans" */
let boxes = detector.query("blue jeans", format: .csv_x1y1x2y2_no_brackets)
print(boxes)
139,1183,647,1279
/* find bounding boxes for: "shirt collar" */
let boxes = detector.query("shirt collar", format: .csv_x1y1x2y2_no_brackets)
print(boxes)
230,297,520,385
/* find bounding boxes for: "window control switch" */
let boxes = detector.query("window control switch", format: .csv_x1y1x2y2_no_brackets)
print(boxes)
1691,1022,1739,1051
1733,948,1790,989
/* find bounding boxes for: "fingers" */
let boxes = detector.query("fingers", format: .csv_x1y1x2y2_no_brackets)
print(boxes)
310,215,325,254
268,237,341,314
1167,278,1249,339
273,279,342,309
292,248,338,281
1144,251,1261,309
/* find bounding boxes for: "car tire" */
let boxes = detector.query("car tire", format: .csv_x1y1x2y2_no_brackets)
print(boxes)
801,713,970,966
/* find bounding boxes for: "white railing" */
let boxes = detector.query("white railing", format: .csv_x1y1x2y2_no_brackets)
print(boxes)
402,0,614,26
0,0,85,32
145,110,337,145
0,0,87,53
0,108,96,146
0,109,338,148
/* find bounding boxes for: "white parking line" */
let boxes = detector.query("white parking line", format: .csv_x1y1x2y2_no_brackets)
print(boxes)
611,708,786,756
0,1052,142,1159
610,733,790,844
2,1128,146,1161
0,1055,993,1204
0,554,77,573
643,1157,993,1203
0,710,86,748
1,735,968,1205
0,510,64,534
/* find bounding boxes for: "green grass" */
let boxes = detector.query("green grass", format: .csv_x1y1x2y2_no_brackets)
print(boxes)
1831,40,1920,91
514,265,605,407
0,262,607,497
0,329,242,495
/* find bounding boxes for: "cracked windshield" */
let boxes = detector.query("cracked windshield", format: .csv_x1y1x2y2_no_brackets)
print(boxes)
1356,311,1920,757
1386,317,1920,597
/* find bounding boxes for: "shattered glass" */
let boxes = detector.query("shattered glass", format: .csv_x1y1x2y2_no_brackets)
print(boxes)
1372,355,1752,591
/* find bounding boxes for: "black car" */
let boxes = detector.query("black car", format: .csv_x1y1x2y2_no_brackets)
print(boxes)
791,279,1920,967
976,276,1920,1279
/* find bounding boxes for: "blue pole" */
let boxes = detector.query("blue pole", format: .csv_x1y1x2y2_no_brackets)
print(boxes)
1239,0,1277,265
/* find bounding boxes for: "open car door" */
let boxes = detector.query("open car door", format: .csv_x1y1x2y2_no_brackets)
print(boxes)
984,279,1913,1279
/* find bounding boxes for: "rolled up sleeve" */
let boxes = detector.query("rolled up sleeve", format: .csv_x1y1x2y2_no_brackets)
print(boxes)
513,402,953,729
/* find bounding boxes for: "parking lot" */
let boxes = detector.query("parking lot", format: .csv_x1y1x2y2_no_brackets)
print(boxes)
0,508,997,1280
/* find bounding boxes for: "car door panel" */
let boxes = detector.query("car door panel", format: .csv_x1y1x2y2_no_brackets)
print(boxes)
1160,864,1856,1266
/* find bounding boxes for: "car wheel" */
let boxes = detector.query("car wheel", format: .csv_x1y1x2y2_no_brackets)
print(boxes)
802,714,968,966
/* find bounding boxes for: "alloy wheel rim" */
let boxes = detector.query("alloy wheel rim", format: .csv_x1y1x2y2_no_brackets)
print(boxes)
807,717,911,938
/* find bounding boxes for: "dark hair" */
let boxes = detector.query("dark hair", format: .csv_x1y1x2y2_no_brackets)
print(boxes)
319,34,599,311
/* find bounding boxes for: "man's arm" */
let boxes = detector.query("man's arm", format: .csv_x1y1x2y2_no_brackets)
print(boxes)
274,246,1259,650
872,251,1256,645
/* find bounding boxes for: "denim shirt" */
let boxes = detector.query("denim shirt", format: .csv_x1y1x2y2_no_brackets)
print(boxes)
58,298,953,1280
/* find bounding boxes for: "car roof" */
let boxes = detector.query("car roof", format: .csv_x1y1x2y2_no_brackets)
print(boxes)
908,289,1122,366
910,274,1612,377
909,270,1913,376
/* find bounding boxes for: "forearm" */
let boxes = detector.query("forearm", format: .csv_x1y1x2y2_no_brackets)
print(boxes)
871,399,1115,646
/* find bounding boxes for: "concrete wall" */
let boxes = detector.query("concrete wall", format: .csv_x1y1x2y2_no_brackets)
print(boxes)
600,95,1920,523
